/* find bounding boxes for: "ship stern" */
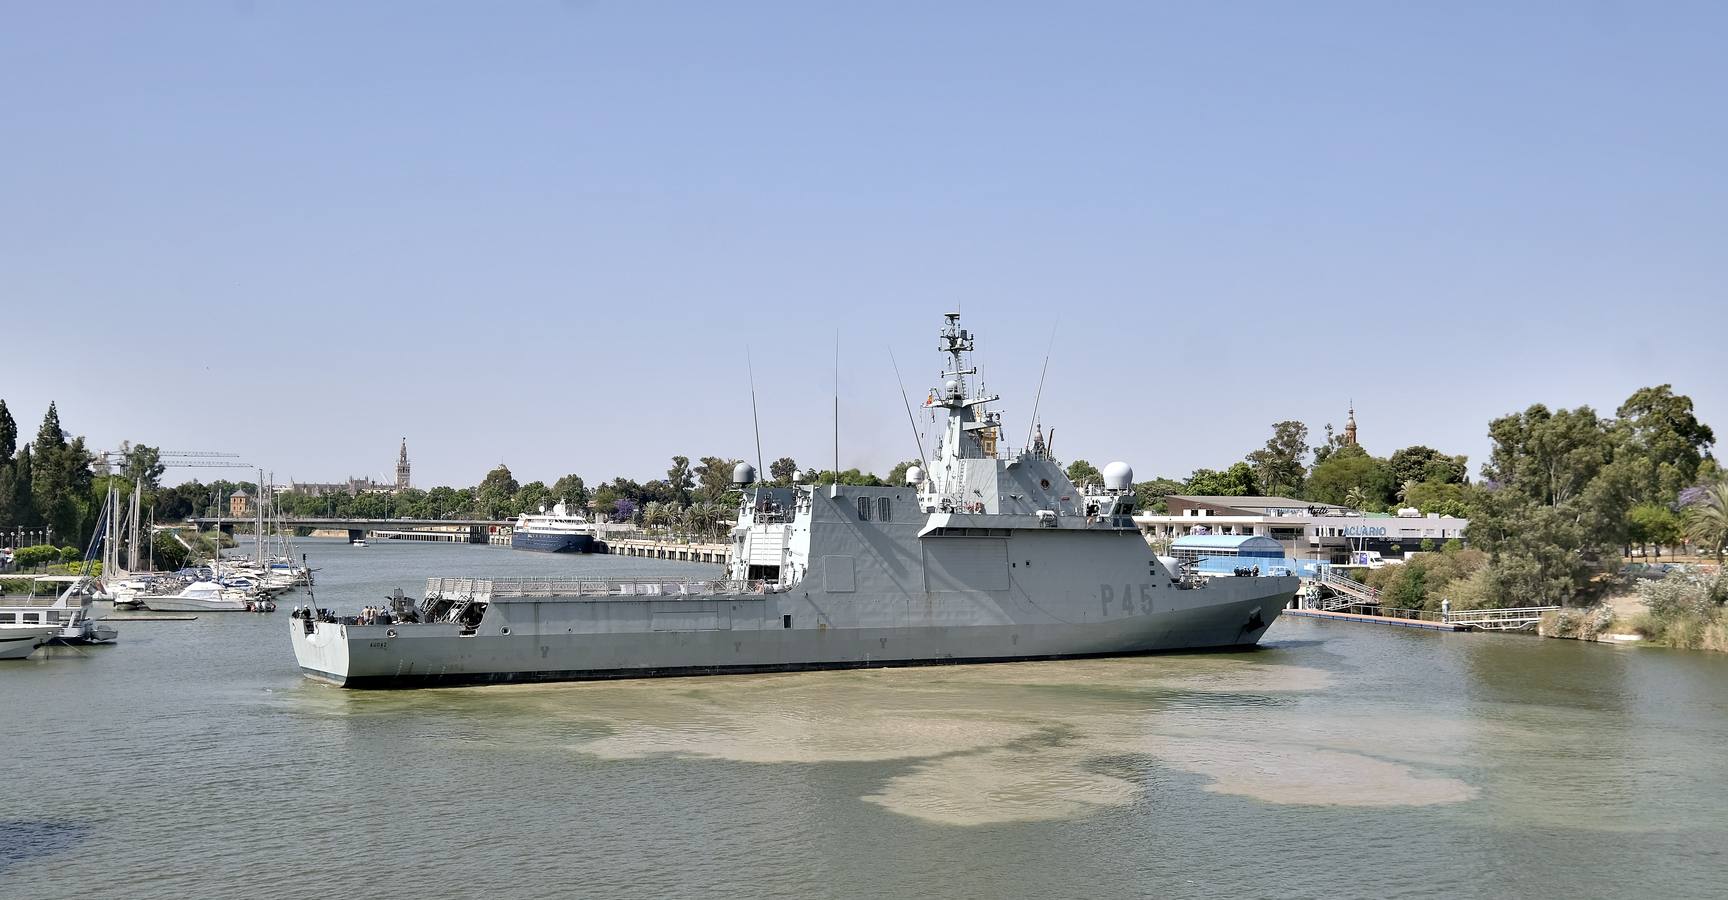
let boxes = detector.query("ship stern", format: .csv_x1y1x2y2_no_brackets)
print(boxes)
289,618,354,685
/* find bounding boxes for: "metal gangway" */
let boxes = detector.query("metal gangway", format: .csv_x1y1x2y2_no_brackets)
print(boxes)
1308,565,1382,611
1443,606,1560,631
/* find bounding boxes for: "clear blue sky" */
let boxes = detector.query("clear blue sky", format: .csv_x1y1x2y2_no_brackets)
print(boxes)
2,2,1723,489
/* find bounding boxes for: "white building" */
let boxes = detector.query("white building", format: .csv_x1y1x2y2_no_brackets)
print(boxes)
1135,495,1469,563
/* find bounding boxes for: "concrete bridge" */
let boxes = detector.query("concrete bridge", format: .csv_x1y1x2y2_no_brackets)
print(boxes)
187,516,513,544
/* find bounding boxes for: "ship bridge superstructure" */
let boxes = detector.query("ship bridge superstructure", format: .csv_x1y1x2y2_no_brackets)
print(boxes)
724,313,1142,587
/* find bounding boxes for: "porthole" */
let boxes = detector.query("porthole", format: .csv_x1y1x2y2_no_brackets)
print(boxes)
500,627,511,635
386,628,398,638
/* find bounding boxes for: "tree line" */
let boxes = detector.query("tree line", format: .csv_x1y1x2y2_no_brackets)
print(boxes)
5,387,1725,609
1094,384,1725,609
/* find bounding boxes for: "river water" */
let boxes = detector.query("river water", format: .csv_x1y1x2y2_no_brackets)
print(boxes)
3,537,1725,899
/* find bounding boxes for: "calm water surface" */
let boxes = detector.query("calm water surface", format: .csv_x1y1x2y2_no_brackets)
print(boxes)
3,537,1726,899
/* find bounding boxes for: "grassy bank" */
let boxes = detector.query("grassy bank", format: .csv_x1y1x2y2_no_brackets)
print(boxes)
1626,573,1728,651
1538,572,1728,652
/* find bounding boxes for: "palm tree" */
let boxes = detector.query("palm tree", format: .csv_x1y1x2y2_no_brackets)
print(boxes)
642,501,667,537
1344,486,1369,511
1682,475,1728,565
692,501,720,541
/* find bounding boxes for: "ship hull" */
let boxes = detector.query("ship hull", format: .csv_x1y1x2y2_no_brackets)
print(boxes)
509,531,594,553
290,580,1294,688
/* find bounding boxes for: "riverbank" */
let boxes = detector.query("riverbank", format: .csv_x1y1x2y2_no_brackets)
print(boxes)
1538,571,1728,652
7,539,1728,899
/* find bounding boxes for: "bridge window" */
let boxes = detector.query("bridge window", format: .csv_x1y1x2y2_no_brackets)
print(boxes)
877,497,891,522
857,497,871,521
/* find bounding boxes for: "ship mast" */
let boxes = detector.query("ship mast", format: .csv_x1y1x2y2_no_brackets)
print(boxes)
928,314,1000,503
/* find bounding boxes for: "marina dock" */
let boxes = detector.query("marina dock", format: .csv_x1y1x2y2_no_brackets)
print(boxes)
598,539,729,564
1282,608,1468,631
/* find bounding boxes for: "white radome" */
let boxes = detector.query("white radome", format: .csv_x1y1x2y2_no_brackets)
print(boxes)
905,466,926,486
1102,461,1133,491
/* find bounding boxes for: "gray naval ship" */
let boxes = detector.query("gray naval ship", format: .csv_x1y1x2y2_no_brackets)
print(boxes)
289,314,1297,687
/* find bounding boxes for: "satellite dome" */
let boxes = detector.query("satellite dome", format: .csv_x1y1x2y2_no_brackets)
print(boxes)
1102,461,1133,491
905,466,926,486
944,379,960,396
791,471,804,483
732,462,757,486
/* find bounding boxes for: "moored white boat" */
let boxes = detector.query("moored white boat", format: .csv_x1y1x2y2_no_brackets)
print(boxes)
0,624,60,660
0,576,118,645
142,580,249,612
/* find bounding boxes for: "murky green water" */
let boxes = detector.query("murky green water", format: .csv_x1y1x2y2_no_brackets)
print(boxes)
3,538,1726,899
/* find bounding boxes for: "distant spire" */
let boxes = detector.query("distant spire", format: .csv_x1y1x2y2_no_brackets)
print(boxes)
1343,401,1358,447
395,437,411,492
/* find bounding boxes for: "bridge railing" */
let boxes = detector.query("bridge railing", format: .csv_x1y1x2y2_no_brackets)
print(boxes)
1316,565,1382,604
1444,606,1560,629
425,576,783,599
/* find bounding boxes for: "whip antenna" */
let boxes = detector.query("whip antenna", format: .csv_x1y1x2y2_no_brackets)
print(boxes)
1024,320,1058,451
747,346,765,478
889,347,929,475
833,330,840,483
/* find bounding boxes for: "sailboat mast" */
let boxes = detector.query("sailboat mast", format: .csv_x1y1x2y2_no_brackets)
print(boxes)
256,468,266,565
129,479,142,573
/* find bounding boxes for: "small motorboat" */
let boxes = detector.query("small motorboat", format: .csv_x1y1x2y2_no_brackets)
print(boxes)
351,539,368,547
141,580,249,612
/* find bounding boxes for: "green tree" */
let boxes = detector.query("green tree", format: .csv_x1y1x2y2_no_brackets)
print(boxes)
1626,502,1682,558
476,464,519,517
1482,404,1613,507
1402,481,1472,517
1133,477,1186,513
1245,420,1309,497
1682,475,1728,564
1388,445,1467,487
769,457,800,486
31,403,71,536
1471,404,1625,606
0,458,15,527
1312,422,1352,467
1612,385,1717,504
151,531,190,570
694,456,742,502
884,459,919,488
550,474,589,507
811,469,884,486
28,404,95,542
514,481,552,514
121,444,167,491
666,456,694,504
1066,459,1102,488
0,399,15,459
1306,450,1395,509
1184,463,1258,497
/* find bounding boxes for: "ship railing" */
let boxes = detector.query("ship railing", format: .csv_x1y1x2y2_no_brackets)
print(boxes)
424,576,783,599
